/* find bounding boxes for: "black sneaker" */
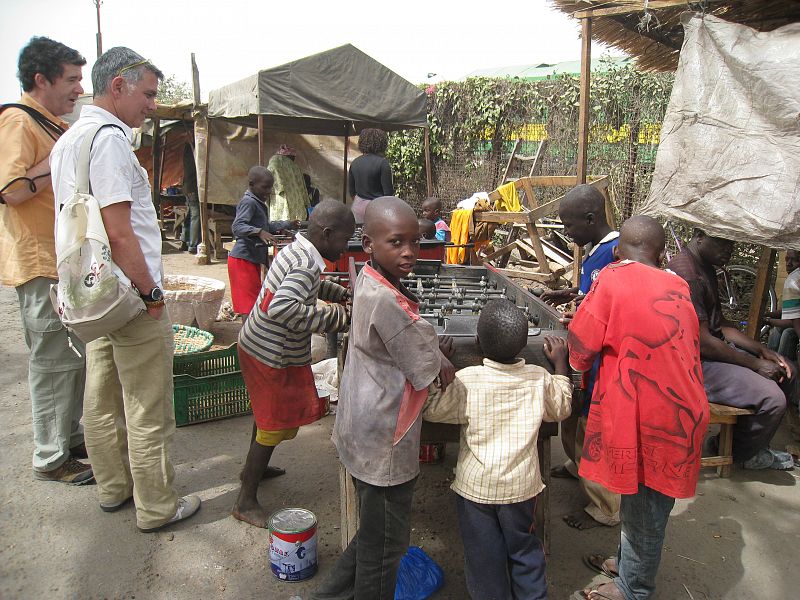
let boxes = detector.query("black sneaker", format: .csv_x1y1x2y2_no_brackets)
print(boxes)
34,457,95,485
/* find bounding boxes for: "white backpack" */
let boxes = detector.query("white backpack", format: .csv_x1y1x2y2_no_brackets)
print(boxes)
50,123,145,343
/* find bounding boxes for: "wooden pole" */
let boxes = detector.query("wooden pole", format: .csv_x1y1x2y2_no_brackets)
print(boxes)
151,117,162,226
342,129,349,203
191,53,210,265
424,126,433,197
257,115,265,166
745,247,776,340
577,18,592,185
573,16,592,287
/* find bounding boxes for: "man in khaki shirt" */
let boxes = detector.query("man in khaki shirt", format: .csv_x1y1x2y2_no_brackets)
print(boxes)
0,37,92,484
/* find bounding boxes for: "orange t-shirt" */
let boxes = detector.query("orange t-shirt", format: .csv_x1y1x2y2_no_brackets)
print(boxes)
0,93,66,286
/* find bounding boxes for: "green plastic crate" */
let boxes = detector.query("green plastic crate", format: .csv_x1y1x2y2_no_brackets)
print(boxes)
173,343,251,426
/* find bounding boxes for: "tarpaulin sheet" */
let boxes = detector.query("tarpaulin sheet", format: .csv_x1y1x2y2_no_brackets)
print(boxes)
207,44,426,136
640,14,800,249
206,119,359,206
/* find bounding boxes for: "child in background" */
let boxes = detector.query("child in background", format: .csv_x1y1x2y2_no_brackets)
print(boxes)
418,218,437,240
313,196,455,600
228,166,300,316
421,196,451,242
540,183,621,531
569,216,709,600
424,299,572,600
232,200,355,528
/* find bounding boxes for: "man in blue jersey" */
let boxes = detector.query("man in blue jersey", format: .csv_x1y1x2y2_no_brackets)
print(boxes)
542,184,621,530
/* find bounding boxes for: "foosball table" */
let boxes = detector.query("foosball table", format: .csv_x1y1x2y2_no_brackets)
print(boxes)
338,260,579,554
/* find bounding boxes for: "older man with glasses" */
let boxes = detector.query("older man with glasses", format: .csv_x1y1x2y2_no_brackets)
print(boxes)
50,47,201,532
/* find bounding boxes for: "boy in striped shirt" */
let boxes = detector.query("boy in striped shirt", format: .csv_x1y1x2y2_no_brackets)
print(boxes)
232,200,355,528
424,299,572,600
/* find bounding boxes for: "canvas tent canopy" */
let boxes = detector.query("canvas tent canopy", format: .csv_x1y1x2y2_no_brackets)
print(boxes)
198,44,428,209
207,44,427,135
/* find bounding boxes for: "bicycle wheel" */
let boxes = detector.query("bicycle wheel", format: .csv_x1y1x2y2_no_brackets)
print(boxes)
716,264,777,340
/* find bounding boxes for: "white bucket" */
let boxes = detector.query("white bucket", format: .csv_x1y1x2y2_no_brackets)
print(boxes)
268,508,318,582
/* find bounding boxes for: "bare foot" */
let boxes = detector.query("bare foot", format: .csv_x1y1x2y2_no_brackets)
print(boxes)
563,512,605,530
232,502,269,528
239,465,286,482
584,582,625,600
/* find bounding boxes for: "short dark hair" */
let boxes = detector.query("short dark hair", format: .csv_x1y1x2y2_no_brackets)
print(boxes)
358,128,389,155
477,299,528,362
17,37,86,92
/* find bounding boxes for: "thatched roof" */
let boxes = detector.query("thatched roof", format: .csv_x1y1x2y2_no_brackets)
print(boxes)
550,1,800,71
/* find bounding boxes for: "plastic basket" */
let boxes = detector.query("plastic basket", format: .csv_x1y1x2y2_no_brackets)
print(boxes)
172,343,251,426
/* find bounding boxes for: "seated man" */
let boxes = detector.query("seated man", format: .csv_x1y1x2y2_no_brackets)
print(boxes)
765,249,800,361
669,230,794,470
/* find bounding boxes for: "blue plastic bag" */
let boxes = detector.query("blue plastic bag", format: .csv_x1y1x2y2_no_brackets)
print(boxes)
394,546,444,600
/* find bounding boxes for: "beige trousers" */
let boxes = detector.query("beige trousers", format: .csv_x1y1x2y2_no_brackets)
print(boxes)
568,415,620,526
84,311,178,529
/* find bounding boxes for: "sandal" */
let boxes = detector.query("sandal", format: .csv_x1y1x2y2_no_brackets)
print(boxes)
582,553,619,578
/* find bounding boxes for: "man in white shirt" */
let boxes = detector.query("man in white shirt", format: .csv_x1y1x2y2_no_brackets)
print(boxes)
50,47,200,532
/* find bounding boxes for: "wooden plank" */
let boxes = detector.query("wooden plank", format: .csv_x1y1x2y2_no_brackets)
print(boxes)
497,268,563,283
527,139,548,178
476,211,536,224
577,17,592,185
709,403,755,418
501,138,522,184
521,178,536,210
525,224,551,275
745,247,776,340
482,242,518,264
700,456,733,468
257,115,265,167
716,422,735,478
498,226,520,268
525,175,606,187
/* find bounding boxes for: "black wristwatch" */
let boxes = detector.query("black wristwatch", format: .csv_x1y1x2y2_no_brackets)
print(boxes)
141,286,164,304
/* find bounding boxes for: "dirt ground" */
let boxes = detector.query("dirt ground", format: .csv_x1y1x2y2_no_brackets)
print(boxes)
1,240,798,600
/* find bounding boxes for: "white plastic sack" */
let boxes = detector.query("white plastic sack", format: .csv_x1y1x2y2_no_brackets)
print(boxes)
163,274,225,331
640,14,800,249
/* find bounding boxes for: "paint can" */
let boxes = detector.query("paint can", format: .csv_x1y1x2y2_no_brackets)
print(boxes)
419,442,446,464
268,508,318,581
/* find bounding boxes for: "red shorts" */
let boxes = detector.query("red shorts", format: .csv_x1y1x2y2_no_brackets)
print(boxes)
227,256,262,314
238,346,322,431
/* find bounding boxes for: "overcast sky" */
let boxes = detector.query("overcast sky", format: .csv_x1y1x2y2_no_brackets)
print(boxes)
1,0,621,102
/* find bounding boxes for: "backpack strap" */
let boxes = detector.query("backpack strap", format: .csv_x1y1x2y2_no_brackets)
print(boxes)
0,103,66,142
75,123,125,195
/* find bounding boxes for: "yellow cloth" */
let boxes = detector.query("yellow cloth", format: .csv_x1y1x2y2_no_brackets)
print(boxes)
446,209,472,265
494,182,521,212
0,94,66,286
256,427,299,446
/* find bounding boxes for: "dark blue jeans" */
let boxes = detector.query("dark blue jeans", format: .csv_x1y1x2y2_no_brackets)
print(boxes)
614,485,675,600
456,495,546,600
312,476,416,600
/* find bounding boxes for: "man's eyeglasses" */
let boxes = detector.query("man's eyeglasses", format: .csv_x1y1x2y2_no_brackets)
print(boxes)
117,59,151,77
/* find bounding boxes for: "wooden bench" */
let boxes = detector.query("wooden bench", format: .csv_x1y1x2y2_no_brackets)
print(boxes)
172,206,188,239
207,213,234,260
701,402,756,478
